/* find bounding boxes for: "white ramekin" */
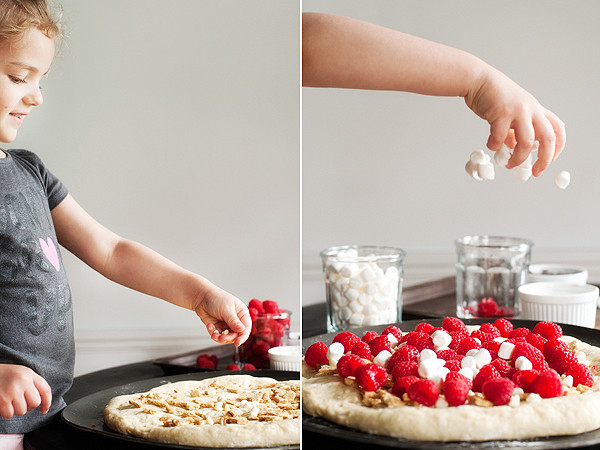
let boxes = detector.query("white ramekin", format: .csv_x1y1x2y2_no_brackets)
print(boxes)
519,282,598,328
268,346,301,371
527,264,588,284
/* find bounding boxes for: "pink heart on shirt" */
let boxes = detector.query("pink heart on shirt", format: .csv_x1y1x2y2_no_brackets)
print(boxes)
39,237,60,272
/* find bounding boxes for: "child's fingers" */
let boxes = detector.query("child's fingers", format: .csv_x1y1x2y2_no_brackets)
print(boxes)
486,118,511,152
532,115,556,177
503,129,517,150
11,396,28,416
506,119,536,169
0,402,14,419
546,110,566,160
24,387,42,412
33,374,52,414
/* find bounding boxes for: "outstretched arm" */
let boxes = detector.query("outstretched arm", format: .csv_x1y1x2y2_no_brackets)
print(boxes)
51,195,251,346
302,12,565,177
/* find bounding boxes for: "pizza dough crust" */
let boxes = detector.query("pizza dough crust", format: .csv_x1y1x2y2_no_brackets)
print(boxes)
302,335,600,442
104,374,300,447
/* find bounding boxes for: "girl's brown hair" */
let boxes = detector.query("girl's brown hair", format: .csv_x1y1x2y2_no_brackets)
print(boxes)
0,0,62,43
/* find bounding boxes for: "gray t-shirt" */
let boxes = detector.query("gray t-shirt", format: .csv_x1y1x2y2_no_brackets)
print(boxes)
0,149,74,433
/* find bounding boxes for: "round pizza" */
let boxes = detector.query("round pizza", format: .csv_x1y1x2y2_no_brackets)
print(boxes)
104,374,300,447
302,318,600,442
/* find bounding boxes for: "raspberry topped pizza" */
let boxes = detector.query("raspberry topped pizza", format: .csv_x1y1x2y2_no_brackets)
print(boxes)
302,318,600,442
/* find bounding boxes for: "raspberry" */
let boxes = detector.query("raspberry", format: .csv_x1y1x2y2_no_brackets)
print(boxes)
226,363,240,370
566,363,594,388
196,356,217,369
442,317,468,333
533,321,563,340
350,340,372,360
414,322,434,335
443,371,471,406
248,299,264,314
512,369,539,392
436,349,460,361
333,332,360,352
479,323,501,338
402,332,434,352
304,342,328,368
530,369,563,398
361,331,379,343
391,375,419,397
508,328,531,339
408,379,440,407
455,337,482,355
490,358,511,377
472,364,500,392
337,354,366,378
482,339,501,354
543,338,570,360
444,360,462,372
391,360,419,380
448,330,469,350
482,377,516,405
494,318,513,337
262,300,279,313
355,363,388,391
526,333,548,352
477,297,499,317
382,326,403,341
387,345,419,373
470,329,496,343
197,353,218,366
511,342,548,371
547,346,578,375
369,335,392,356
242,363,257,370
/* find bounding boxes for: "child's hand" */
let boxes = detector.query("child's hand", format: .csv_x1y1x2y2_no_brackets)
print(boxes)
464,66,566,177
0,364,52,419
193,286,252,347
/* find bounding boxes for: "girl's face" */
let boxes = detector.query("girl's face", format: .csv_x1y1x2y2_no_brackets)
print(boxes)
0,28,54,143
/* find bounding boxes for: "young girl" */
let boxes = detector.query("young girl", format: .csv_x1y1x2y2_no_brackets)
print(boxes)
303,13,566,176
0,0,251,444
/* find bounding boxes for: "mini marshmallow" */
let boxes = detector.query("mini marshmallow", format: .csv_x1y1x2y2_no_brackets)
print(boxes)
387,333,399,348
478,162,495,180
344,288,360,303
418,359,442,379
526,393,542,403
465,160,483,181
458,367,475,380
327,342,345,366
360,266,376,282
363,315,380,326
508,395,521,408
340,263,359,278
349,277,362,289
562,375,574,388
555,170,571,189
469,150,490,165
432,330,452,348
498,341,516,360
348,300,363,314
461,355,477,370
493,337,507,343
473,349,492,369
348,312,364,326
494,146,512,166
515,356,533,371
340,307,352,321
364,283,378,296
419,349,437,362
435,396,449,408
373,350,392,368
514,166,532,181
465,349,478,357
385,266,400,281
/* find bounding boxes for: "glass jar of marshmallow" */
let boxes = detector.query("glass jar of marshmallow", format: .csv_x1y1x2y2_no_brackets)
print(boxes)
320,245,406,332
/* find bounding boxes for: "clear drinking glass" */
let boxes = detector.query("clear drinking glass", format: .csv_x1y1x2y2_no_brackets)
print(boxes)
455,236,533,319
321,245,406,332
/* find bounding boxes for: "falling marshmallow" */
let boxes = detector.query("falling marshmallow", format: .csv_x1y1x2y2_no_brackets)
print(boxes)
494,146,512,166
555,170,571,189
514,166,533,181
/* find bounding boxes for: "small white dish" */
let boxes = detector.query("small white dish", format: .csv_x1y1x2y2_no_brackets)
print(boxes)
527,264,588,284
519,282,598,328
268,346,301,371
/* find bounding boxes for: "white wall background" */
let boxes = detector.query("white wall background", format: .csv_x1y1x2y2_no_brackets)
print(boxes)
10,0,300,375
303,1,600,305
